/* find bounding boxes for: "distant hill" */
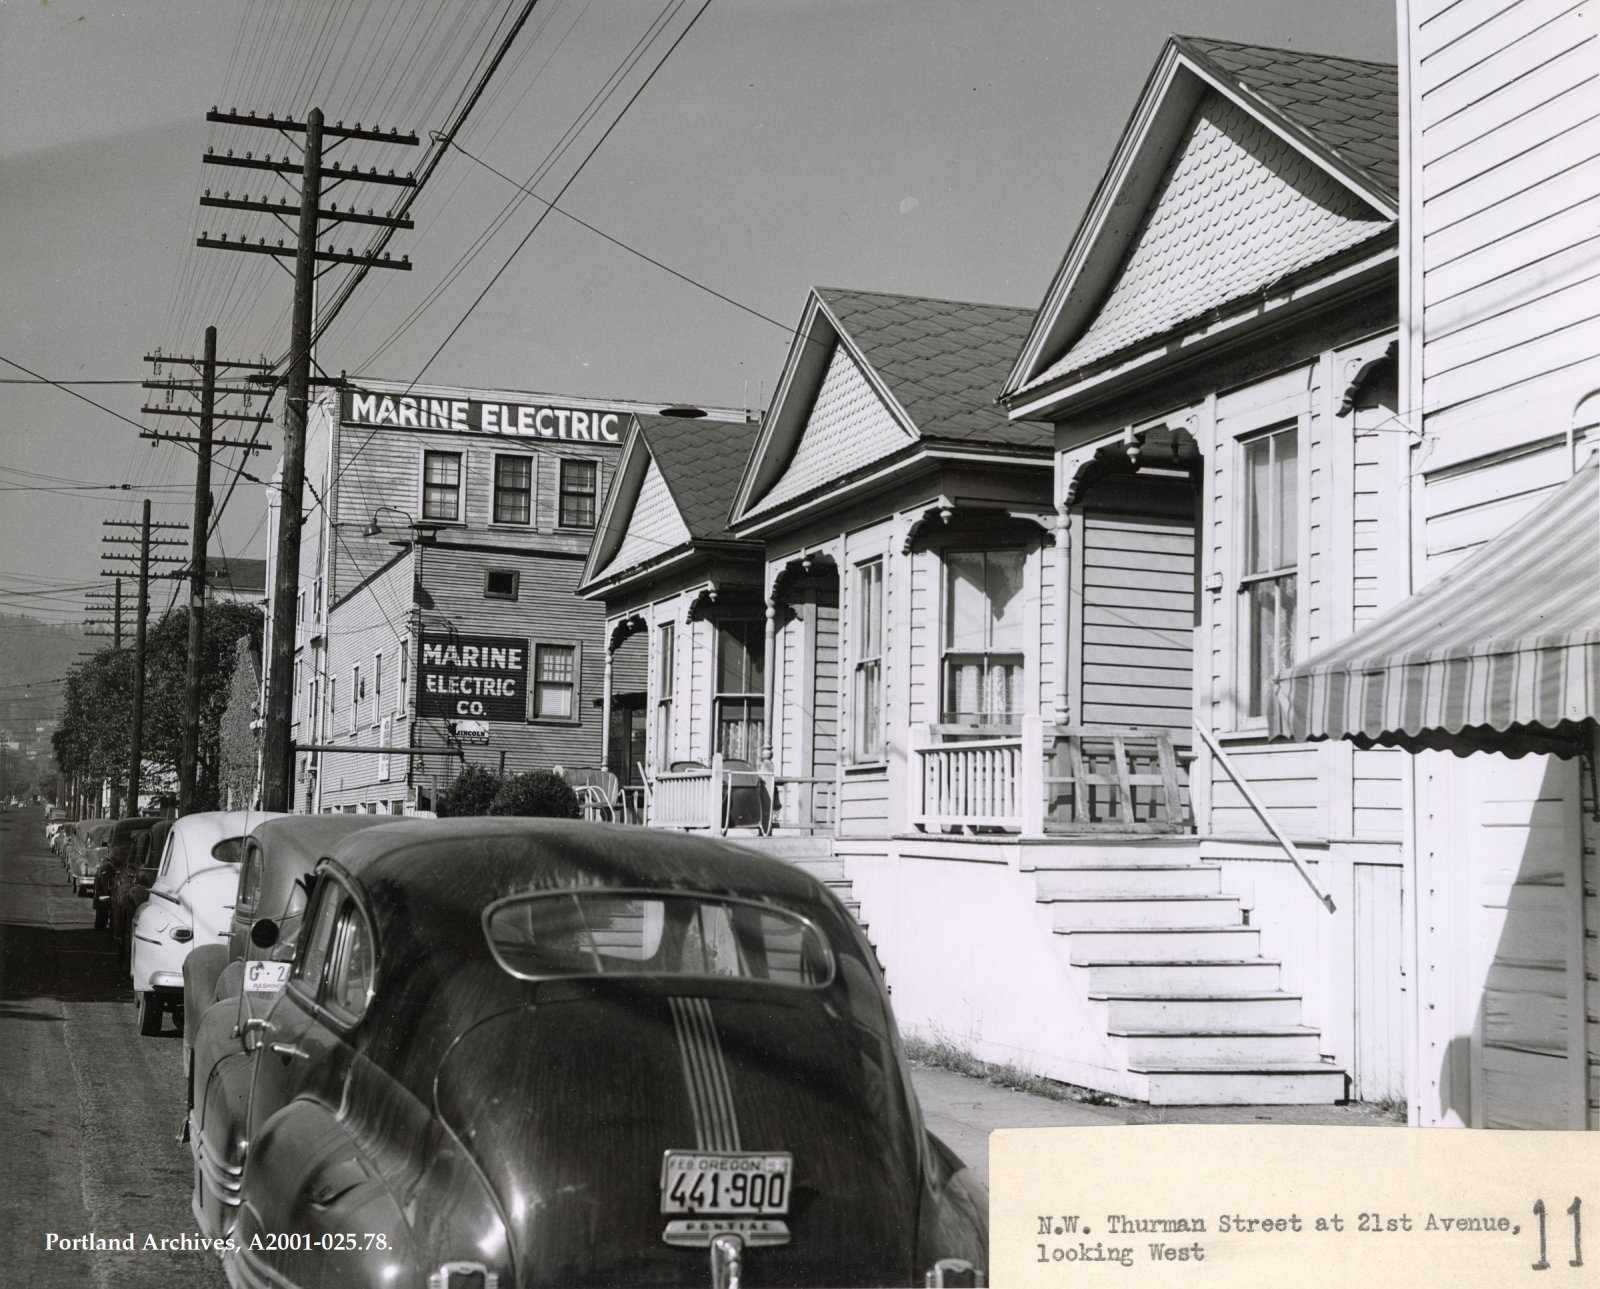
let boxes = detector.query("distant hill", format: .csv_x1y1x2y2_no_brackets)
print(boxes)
0,613,87,736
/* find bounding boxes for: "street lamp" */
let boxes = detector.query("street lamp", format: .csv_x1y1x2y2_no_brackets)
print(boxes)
363,507,441,610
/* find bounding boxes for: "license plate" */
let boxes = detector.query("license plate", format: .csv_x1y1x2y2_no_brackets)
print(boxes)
242,959,290,993
660,1151,792,1216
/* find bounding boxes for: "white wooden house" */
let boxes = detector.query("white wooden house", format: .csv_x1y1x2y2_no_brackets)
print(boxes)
1266,0,1600,1129
992,37,1408,1105
577,412,766,823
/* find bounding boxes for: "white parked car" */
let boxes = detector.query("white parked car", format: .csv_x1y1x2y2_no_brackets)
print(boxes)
129,810,286,1036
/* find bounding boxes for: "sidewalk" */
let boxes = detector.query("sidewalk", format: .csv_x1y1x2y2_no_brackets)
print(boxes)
910,1064,1402,1187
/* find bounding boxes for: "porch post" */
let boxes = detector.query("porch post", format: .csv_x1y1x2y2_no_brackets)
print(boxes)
600,641,614,769
1054,506,1072,725
760,597,776,769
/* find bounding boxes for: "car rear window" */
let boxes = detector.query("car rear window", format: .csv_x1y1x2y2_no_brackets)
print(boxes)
485,892,834,987
211,837,246,863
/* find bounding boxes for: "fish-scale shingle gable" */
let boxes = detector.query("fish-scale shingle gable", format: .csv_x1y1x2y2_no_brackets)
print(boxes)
1003,35,1399,406
1039,88,1392,380
1177,36,1399,201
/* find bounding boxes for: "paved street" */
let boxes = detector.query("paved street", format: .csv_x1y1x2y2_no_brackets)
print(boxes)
0,808,224,1289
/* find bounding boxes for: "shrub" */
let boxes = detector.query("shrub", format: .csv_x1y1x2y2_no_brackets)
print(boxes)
489,769,579,819
433,764,502,817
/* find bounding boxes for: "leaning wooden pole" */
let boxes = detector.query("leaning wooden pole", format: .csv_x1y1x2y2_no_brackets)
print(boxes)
178,326,216,815
260,110,323,812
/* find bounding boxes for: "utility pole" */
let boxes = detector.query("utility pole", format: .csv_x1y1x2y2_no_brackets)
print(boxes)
101,513,186,816
141,330,272,814
129,500,151,818
83,576,125,647
199,107,416,810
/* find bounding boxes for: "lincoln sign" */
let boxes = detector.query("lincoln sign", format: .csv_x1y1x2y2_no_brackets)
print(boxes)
342,389,623,443
419,633,528,722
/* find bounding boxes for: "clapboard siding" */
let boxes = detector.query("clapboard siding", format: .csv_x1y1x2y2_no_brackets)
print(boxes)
1417,0,1591,127
779,607,802,777
1422,71,1596,197
687,616,709,762
1208,743,1329,839
1420,19,1594,158
1353,747,1407,839
907,549,934,726
813,598,840,778
838,773,890,838
1424,235,1600,340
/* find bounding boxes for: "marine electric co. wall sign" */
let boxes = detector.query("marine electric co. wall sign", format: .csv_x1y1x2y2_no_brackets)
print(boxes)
418,633,529,722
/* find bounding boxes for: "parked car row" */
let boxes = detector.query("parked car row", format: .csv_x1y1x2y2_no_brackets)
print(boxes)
81,809,991,1287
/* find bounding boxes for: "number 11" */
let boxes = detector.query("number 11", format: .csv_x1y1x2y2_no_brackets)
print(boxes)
1532,1198,1582,1271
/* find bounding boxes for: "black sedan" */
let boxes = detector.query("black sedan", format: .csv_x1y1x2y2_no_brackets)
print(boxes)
215,819,987,1288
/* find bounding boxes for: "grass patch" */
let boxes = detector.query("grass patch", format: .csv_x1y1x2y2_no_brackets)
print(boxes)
903,1030,1125,1108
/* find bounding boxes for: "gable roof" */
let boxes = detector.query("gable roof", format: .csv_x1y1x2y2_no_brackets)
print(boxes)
640,415,760,542
1002,35,1399,407
579,414,759,594
816,289,1046,448
731,288,1049,528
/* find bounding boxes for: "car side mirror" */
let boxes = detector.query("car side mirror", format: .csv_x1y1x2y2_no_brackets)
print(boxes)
251,918,280,950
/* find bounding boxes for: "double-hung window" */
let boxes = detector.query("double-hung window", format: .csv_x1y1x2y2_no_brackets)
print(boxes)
422,450,462,522
371,651,383,727
397,643,408,715
349,664,361,734
533,644,578,720
942,548,1025,726
852,560,884,759
559,459,598,528
714,620,765,763
1239,425,1298,722
656,622,675,769
493,454,533,525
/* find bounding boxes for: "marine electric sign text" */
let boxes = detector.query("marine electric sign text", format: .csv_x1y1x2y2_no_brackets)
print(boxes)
342,389,623,443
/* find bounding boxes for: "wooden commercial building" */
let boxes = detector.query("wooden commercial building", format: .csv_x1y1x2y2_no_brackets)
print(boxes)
265,379,741,814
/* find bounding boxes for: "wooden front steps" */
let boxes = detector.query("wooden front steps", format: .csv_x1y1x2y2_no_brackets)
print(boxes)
1033,842,1346,1106
732,835,867,931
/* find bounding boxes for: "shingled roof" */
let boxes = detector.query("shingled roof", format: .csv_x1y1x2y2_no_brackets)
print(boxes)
637,415,760,543
815,289,1050,449
1176,36,1399,202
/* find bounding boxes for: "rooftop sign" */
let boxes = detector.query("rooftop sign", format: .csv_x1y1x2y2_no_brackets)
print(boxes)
341,388,623,443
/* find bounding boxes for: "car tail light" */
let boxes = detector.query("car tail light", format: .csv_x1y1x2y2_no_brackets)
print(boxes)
171,927,193,942
428,1264,497,1289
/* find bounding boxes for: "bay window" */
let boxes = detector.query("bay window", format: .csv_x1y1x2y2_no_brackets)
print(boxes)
714,619,765,763
852,560,884,759
656,622,675,769
942,548,1025,726
1239,425,1298,722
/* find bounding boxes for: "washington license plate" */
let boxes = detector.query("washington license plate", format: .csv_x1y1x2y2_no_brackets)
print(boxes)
242,960,291,993
660,1151,792,1216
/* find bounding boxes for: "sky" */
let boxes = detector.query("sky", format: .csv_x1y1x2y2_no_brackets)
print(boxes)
0,0,1397,648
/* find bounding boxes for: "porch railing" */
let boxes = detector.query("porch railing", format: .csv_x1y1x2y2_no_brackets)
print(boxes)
649,761,718,828
910,717,1191,836
769,774,835,833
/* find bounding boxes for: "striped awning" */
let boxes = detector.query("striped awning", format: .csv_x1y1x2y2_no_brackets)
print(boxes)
1271,454,1600,756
